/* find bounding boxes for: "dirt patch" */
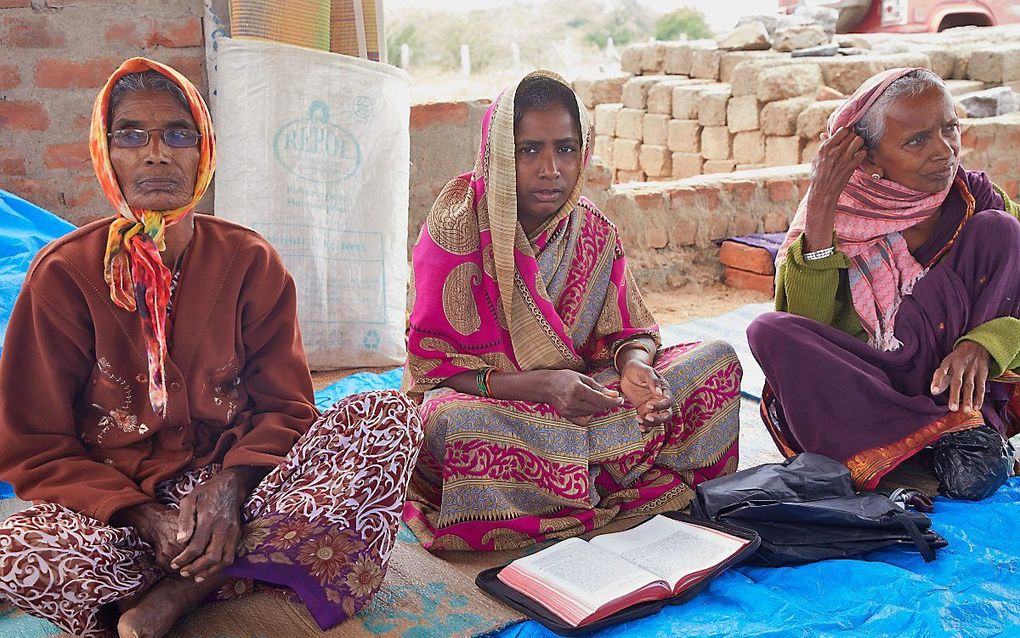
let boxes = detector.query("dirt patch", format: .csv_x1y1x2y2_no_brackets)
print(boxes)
641,284,772,326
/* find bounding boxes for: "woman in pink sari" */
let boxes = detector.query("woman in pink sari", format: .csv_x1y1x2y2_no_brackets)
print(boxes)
401,71,742,551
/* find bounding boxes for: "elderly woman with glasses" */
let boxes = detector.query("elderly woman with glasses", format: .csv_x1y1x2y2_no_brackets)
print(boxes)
0,58,423,638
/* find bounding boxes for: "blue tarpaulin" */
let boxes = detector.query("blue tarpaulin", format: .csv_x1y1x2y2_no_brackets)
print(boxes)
0,190,75,500
493,478,1020,638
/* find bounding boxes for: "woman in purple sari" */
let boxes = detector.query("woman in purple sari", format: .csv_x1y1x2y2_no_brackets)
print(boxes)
401,71,742,551
748,68,1019,499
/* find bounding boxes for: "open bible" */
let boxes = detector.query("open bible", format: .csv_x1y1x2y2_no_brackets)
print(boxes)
489,514,756,631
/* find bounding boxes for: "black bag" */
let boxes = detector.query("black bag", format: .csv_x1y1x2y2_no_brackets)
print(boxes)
932,425,1014,501
690,453,948,567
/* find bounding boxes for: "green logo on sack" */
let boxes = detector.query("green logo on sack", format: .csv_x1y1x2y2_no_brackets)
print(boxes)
273,101,361,183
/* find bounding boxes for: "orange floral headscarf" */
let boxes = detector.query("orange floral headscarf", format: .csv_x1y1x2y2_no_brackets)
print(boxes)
89,57,216,416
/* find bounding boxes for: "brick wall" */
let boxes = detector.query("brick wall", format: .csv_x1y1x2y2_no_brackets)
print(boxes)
0,0,206,224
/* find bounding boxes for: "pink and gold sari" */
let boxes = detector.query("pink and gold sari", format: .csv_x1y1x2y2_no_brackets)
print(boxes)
401,71,741,551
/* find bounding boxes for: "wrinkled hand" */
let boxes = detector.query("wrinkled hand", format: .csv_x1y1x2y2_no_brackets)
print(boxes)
121,502,187,573
620,360,672,433
543,369,624,426
803,128,867,250
171,469,248,582
931,341,991,413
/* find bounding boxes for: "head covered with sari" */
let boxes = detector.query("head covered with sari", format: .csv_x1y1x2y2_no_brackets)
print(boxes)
90,57,216,415
404,70,658,399
777,67,959,350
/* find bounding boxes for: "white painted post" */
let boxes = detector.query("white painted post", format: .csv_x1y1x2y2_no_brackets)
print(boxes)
460,44,471,76
511,41,521,68
400,43,410,69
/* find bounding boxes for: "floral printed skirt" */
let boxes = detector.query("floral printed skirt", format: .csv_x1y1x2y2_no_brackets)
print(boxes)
0,390,423,637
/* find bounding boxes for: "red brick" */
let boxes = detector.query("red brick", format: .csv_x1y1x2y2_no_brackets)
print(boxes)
1,178,59,211
719,240,775,275
3,16,66,48
0,157,26,176
634,191,665,210
164,53,205,89
0,63,19,89
0,100,49,130
669,217,698,246
62,181,99,209
668,187,697,210
694,185,721,211
103,18,143,47
35,57,120,89
44,142,91,170
645,225,669,249
729,180,756,205
410,102,469,130
724,267,774,296
0,1,31,8
72,113,91,131
767,179,796,202
149,17,202,48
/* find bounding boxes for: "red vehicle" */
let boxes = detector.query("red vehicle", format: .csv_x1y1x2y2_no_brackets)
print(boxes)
778,0,1020,33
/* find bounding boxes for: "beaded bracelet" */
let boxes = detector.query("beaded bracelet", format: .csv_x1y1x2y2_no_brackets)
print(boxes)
803,245,836,261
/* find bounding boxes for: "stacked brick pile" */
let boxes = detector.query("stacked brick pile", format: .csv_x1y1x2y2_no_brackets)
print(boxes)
574,28,1020,186
0,0,207,225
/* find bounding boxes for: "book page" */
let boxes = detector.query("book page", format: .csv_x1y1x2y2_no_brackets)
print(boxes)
510,537,664,610
590,515,749,590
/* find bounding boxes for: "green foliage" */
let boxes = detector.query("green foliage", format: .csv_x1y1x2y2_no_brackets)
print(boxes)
386,23,419,67
655,7,712,41
582,0,654,48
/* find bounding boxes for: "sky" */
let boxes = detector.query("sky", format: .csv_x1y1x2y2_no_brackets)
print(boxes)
384,0,781,33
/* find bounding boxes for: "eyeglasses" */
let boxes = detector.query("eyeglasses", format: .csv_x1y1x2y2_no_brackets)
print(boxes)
108,127,202,149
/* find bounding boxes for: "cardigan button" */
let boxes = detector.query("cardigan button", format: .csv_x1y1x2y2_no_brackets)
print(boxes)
136,373,147,383
170,381,182,392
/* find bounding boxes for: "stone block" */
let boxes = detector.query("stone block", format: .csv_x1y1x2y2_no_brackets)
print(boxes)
616,107,645,140
727,95,760,133
796,99,841,139
616,169,646,183
690,46,721,80
621,45,645,74
944,79,987,96
593,135,614,166
613,138,640,170
736,163,766,171
701,126,732,160
647,79,692,114
643,113,670,145
958,87,1020,118
640,144,672,177
642,43,669,74
814,53,930,95
672,85,705,119
573,73,631,108
764,210,791,233
766,136,803,167
663,43,693,75
594,103,623,136
585,160,613,190
733,130,766,164
717,21,771,51
667,119,701,152
801,139,821,164
646,225,669,249
968,46,1020,84
730,58,799,97
622,76,662,109
697,86,732,127
756,63,823,102
703,159,737,174
671,152,703,179
773,25,829,53
720,51,773,83
761,97,814,136
669,216,699,247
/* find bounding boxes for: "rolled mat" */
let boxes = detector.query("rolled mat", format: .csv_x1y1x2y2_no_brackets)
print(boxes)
330,0,384,61
230,0,331,51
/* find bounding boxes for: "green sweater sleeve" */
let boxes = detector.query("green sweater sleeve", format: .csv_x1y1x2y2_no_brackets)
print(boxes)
953,184,1020,376
775,233,867,340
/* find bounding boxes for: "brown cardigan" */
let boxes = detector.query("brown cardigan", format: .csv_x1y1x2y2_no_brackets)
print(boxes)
0,214,318,523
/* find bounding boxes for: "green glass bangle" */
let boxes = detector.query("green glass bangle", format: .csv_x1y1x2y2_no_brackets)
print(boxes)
476,367,491,397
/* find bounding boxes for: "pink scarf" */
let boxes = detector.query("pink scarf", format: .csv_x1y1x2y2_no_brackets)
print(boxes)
777,67,953,350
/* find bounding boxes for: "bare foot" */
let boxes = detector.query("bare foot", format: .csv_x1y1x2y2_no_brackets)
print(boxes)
116,574,225,638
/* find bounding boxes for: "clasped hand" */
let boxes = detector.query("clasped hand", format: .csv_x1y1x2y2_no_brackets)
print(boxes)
127,470,247,583
542,363,671,433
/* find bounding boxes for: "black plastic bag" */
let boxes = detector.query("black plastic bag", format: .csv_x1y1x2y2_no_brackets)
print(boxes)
691,453,947,567
932,425,1014,501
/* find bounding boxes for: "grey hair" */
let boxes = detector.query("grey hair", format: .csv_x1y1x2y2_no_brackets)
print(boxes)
853,69,949,149
109,71,189,118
